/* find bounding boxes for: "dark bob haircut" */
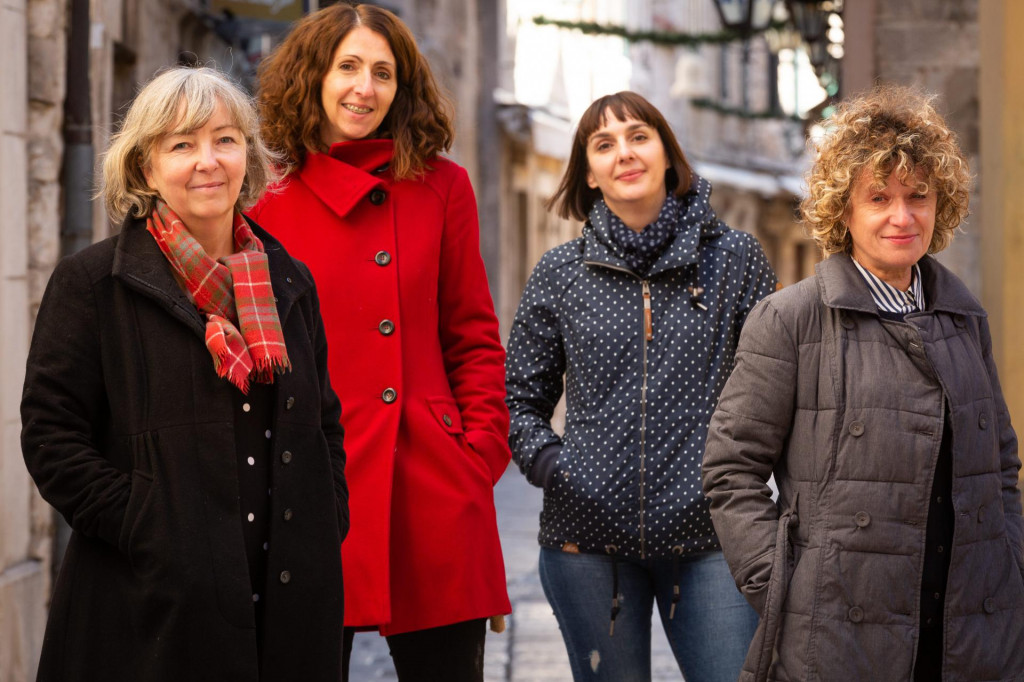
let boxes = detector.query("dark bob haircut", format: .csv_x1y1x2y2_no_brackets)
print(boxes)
547,91,694,222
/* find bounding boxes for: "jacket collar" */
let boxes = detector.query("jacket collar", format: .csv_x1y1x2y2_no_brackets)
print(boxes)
817,252,986,317
583,175,722,277
298,139,392,219
112,214,314,337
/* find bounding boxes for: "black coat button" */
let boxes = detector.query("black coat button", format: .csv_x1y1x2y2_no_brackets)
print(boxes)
285,396,295,410
848,606,864,623
374,250,391,266
379,319,395,335
369,189,387,205
382,388,397,404
283,508,293,521
281,451,293,464
280,570,291,584
984,597,996,614
979,413,988,429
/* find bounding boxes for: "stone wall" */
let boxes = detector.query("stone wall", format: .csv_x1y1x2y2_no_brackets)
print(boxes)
0,0,66,678
873,0,982,294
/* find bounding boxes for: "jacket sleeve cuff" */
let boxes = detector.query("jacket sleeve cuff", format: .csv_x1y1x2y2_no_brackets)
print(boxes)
527,444,562,489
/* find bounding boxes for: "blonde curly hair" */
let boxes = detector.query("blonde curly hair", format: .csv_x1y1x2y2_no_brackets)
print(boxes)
801,84,971,256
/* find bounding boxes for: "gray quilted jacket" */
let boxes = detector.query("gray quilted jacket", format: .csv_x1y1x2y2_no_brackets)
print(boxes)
703,253,1024,682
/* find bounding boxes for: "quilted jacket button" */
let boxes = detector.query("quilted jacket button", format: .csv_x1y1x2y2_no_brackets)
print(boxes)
849,421,865,437
279,570,291,584
978,413,988,429
281,450,293,464
840,314,854,330
854,511,871,528
983,597,996,614
848,606,864,623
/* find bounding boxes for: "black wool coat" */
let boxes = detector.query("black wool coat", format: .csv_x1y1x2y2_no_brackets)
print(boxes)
21,215,349,682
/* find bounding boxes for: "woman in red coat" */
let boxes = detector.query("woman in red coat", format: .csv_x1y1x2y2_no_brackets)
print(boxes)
253,3,511,680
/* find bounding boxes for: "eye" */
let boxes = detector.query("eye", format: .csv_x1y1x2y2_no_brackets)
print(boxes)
632,132,649,142
339,61,356,72
218,135,238,144
170,141,190,151
910,192,928,200
375,69,393,80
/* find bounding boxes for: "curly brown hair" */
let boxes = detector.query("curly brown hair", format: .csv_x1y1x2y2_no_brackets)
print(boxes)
801,83,971,256
257,1,454,179
548,91,694,222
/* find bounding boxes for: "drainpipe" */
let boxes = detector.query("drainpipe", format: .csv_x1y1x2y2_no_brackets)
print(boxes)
54,0,92,575
61,0,93,258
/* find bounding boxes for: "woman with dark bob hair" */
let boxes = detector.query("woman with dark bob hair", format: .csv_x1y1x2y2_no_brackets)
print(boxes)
703,84,1024,682
252,3,511,680
506,91,776,682
21,66,348,681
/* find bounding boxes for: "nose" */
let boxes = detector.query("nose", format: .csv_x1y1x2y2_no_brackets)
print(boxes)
353,67,375,97
889,198,912,227
616,137,635,161
195,141,219,171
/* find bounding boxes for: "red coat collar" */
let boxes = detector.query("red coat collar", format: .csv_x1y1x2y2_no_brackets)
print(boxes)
298,139,394,218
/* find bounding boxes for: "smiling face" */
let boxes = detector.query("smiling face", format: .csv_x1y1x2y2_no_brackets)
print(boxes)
845,167,937,290
584,112,669,224
320,26,398,146
143,99,247,239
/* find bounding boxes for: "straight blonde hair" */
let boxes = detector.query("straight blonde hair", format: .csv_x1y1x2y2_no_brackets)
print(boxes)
101,66,281,223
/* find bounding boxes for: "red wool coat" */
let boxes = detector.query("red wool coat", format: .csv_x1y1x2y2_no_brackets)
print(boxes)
250,139,511,635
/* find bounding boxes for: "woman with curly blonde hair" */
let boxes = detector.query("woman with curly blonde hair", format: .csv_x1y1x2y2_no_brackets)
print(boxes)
252,3,511,681
703,83,1023,682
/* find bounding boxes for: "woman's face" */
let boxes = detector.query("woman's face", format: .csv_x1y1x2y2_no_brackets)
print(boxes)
584,113,669,215
143,99,247,234
320,26,398,146
845,166,936,289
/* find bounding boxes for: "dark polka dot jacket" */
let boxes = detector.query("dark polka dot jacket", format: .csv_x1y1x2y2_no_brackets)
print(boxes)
506,176,777,559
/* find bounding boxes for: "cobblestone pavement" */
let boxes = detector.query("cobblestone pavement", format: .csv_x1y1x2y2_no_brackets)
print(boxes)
346,465,682,681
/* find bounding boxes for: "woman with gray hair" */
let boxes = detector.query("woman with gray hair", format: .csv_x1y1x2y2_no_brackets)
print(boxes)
21,66,348,681
703,84,1023,682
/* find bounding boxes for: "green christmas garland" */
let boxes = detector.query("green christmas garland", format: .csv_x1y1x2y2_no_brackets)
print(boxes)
531,15,787,47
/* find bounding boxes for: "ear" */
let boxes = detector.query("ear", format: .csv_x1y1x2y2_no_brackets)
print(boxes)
142,163,157,191
586,168,598,190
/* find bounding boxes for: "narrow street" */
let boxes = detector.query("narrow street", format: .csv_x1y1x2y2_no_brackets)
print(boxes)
347,465,681,681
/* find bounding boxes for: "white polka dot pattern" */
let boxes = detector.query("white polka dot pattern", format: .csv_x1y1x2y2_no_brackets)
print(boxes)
506,176,777,559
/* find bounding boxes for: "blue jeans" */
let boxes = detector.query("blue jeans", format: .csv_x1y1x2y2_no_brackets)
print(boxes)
539,548,757,682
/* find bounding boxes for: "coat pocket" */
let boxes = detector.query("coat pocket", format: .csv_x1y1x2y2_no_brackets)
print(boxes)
426,396,465,435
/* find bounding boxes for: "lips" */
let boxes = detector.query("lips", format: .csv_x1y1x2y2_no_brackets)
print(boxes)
617,169,644,181
343,103,373,114
190,182,225,190
884,234,918,244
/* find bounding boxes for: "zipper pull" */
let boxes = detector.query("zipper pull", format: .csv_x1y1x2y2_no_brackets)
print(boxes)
642,280,653,341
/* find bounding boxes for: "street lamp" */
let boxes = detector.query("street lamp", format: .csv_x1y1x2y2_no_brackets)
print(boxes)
711,0,776,111
712,0,777,38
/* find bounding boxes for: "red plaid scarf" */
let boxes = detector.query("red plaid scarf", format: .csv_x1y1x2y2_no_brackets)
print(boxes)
146,200,291,393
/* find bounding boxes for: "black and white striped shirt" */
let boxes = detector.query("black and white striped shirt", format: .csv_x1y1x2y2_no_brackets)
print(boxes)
852,258,925,314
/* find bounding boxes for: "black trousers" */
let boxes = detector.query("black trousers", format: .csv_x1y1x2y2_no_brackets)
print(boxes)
341,618,487,682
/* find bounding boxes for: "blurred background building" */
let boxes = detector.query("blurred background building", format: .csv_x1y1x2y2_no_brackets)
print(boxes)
2,0,1022,678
